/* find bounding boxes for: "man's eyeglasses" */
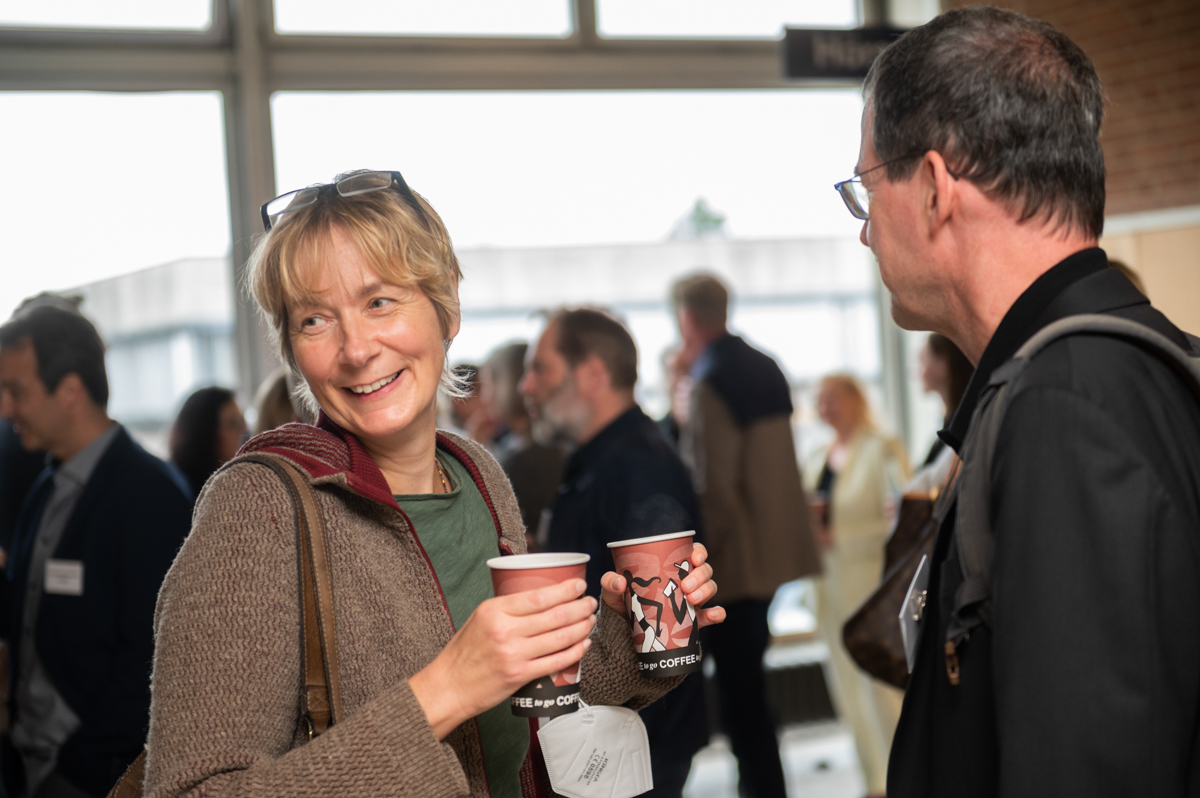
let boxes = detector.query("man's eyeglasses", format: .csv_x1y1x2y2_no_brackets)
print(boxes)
260,170,426,232
834,152,959,221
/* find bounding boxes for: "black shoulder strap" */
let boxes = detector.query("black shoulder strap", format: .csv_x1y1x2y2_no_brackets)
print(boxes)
942,314,1200,685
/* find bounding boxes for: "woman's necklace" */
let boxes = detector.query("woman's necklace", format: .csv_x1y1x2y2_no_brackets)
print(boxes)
434,456,450,494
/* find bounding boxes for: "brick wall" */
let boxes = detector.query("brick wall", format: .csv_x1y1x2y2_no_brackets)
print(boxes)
946,0,1200,215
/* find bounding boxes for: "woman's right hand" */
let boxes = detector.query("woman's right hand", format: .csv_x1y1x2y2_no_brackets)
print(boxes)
408,578,597,739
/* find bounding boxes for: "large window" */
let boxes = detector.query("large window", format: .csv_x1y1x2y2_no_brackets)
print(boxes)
273,90,863,248
597,0,858,39
0,0,211,30
0,91,232,448
0,92,230,316
271,0,858,40
1,6,918,465
273,0,572,38
274,89,874,455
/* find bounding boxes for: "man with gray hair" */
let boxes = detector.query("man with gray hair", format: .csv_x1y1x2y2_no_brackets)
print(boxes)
840,7,1200,796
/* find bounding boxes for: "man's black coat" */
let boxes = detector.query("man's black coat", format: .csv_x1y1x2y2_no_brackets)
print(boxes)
5,426,192,796
546,405,710,767
889,248,1200,797
548,406,702,597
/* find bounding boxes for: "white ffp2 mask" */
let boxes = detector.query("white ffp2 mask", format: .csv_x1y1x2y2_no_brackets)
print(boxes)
536,700,653,798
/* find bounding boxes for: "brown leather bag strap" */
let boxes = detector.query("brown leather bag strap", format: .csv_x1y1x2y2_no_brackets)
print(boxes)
241,454,344,736
106,747,146,798
105,454,344,798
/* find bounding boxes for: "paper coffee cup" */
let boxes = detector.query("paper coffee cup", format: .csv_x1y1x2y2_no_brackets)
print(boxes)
486,552,590,717
607,531,702,679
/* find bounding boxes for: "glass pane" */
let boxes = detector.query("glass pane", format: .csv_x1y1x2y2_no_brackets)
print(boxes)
273,89,881,440
0,92,232,454
598,0,857,39
273,91,863,248
0,0,211,31
274,0,571,38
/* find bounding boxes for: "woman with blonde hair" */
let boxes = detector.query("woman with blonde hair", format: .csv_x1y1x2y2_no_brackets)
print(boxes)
144,170,723,798
806,373,909,797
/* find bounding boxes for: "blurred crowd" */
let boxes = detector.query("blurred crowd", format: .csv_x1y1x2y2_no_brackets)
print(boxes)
0,270,938,798
1,7,1198,798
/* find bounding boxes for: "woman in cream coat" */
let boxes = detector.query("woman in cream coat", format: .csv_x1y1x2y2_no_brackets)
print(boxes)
806,374,910,797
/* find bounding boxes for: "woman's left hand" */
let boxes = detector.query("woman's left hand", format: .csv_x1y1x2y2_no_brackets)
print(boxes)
599,542,725,627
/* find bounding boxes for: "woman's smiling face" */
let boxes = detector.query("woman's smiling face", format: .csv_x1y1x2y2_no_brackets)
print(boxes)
289,226,457,449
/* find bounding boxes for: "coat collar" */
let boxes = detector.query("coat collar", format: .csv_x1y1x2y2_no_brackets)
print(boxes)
237,411,397,507
563,405,647,479
236,412,512,552
941,247,1148,450
693,334,793,425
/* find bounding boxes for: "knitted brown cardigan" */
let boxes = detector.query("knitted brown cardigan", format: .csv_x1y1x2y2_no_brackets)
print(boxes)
145,417,679,798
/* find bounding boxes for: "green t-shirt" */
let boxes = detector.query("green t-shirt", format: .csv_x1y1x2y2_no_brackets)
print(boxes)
395,448,528,798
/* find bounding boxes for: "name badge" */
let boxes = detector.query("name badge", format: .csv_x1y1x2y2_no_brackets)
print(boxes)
45,560,84,596
899,554,929,674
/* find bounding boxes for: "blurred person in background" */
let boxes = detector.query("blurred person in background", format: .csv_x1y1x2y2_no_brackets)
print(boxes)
145,171,721,798
0,295,87,744
655,344,694,448
168,386,248,501
0,421,43,564
906,334,973,493
0,420,47,755
446,363,498,445
1,296,86,563
521,307,710,798
480,342,563,550
806,373,909,798
251,367,303,435
671,272,821,798
0,306,192,798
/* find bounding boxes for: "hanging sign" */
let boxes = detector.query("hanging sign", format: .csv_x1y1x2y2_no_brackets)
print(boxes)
783,27,908,80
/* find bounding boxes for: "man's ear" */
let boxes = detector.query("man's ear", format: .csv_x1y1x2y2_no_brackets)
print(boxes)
576,355,610,398
52,372,88,408
921,150,959,234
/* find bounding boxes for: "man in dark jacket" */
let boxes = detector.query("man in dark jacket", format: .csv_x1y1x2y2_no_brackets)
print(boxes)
0,307,192,798
520,307,709,798
0,421,45,558
838,7,1200,796
672,273,820,798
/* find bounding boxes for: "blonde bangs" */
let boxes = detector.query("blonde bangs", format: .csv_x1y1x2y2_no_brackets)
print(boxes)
276,214,340,311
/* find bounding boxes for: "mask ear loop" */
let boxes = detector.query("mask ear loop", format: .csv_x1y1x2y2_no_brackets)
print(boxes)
577,697,595,723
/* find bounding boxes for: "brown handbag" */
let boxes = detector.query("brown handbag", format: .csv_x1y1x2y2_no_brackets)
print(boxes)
107,454,343,798
841,461,958,690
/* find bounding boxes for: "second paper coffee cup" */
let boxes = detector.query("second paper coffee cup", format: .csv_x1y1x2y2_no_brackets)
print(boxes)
486,552,590,717
607,530,702,679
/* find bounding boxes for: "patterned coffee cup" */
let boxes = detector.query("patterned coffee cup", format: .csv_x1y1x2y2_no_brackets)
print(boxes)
486,552,591,717
607,531,702,679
